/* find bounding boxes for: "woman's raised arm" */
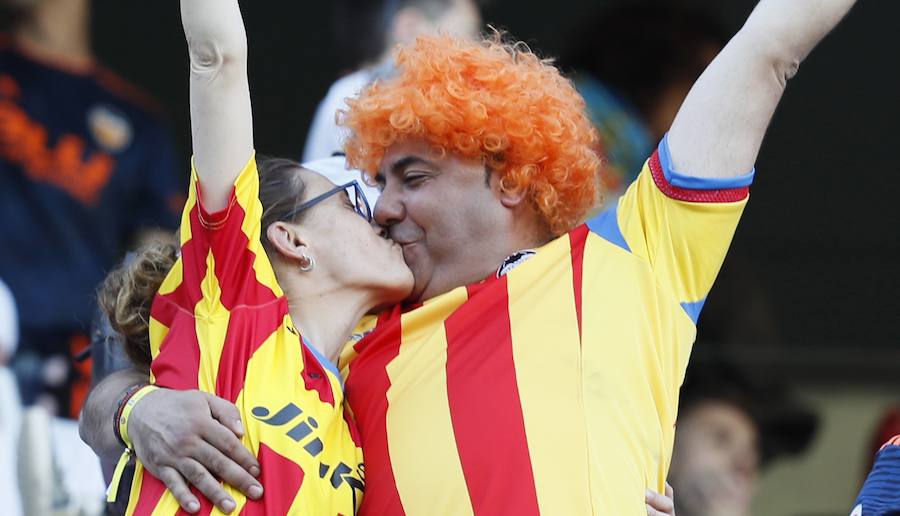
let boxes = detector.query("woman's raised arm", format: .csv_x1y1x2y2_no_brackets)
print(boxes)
182,0,253,212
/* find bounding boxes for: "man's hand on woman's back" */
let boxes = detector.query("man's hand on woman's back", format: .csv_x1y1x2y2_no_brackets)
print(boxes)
126,389,262,514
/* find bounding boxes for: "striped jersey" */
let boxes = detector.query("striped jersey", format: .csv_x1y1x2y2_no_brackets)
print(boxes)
852,435,900,515
125,155,364,515
341,136,752,515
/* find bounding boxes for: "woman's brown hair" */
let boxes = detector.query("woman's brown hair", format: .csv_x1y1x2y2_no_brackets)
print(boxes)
97,157,309,369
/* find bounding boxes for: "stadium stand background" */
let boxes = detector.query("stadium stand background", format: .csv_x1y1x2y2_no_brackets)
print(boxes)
88,0,899,513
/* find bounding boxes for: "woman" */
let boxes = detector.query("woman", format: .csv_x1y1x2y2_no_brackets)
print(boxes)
98,0,413,513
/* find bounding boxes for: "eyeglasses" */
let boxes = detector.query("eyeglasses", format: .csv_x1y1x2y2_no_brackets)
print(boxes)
281,180,372,223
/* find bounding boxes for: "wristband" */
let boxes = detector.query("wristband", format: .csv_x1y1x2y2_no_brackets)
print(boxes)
116,384,160,450
112,383,143,449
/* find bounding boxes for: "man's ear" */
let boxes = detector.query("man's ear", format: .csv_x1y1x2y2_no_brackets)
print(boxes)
266,222,309,262
492,171,529,209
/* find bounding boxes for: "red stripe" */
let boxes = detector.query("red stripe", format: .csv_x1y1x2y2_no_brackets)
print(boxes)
299,338,336,407
345,308,405,515
130,471,170,516
239,444,305,516
149,308,202,391
648,151,749,203
569,225,588,341
148,200,212,390
214,300,290,403
174,489,214,516
444,280,540,516
200,199,279,309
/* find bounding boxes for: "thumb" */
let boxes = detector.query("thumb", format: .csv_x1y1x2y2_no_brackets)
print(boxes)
203,392,244,437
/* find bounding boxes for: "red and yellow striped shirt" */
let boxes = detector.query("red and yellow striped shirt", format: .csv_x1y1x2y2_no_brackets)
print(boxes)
125,155,364,515
341,139,752,515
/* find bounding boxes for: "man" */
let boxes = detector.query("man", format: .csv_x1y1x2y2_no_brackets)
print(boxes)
0,0,182,418
80,0,858,514
303,0,481,162
667,363,817,516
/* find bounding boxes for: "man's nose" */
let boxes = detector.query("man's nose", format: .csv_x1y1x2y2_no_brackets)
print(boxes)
373,188,405,227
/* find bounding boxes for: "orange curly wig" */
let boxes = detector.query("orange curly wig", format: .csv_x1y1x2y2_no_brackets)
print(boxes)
339,33,602,236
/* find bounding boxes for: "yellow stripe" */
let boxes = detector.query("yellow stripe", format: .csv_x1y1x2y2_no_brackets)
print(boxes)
196,250,229,393
157,258,184,297
386,287,474,515
233,154,283,297
148,493,180,516
339,315,379,375
178,169,199,248
580,233,670,514
147,317,169,384
123,461,143,515
506,235,592,515
107,451,129,503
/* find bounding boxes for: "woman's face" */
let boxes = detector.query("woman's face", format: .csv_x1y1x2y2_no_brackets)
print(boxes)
294,170,414,307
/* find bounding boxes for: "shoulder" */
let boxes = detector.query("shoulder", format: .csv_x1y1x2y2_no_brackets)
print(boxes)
92,66,168,126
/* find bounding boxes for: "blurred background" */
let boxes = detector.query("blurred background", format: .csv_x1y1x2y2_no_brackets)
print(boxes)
1,0,898,514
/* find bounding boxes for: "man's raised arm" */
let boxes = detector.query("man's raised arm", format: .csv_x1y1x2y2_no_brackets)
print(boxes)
668,0,856,178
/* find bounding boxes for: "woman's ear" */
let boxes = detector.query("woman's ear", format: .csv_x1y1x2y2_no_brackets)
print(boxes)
266,222,309,262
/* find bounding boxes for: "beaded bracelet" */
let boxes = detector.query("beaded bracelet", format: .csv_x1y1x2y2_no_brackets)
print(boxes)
113,384,159,450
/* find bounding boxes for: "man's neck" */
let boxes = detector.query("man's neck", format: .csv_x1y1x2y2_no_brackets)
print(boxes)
14,0,92,69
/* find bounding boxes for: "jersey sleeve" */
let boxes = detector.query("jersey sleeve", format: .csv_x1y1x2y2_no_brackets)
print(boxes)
148,153,284,389
187,153,281,303
587,134,752,324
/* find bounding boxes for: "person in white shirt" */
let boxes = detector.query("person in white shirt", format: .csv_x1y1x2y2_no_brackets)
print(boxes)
303,0,481,162
0,279,23,516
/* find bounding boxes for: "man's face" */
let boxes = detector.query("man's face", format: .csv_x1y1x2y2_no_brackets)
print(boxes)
669,401,760,516
374,139,509,303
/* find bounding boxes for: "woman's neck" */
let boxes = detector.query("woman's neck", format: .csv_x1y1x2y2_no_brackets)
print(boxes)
14,0,93,68
285,287,371,366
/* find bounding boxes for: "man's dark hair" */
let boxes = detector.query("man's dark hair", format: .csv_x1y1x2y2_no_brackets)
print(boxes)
559,2,729,121
679,360,818,467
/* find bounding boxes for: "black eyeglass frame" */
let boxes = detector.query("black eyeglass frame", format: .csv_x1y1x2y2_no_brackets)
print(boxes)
281,180,372,223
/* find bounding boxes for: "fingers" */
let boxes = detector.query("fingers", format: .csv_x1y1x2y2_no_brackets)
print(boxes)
156,466,201,514
178,457,237,514
204,392,245,437
192,437,263,500
200,411,260,480
666,482,675,499
646,488,675,515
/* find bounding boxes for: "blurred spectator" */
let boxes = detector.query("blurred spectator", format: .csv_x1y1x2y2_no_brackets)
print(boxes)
0,278,23,516
865,408,900,473
668,362,818,516
559,3,727,200
303,0,482,161
852,435,900,516
0,0,183,418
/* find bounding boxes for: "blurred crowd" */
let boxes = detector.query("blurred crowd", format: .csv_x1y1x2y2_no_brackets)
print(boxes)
0,0,895,515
